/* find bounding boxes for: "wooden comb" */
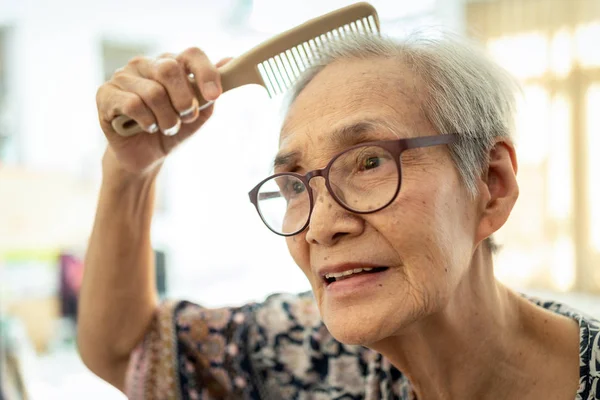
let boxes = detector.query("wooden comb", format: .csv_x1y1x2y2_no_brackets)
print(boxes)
112,2,380,136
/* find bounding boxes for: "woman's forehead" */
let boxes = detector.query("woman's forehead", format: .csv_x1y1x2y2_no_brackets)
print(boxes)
279,58,427,149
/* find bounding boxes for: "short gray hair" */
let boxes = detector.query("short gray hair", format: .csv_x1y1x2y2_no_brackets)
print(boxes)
286,31,520,252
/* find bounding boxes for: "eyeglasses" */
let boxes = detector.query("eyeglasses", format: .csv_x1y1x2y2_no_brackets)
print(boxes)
248,134,458,236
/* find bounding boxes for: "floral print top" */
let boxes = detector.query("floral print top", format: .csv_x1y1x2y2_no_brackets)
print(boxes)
125,292,600,399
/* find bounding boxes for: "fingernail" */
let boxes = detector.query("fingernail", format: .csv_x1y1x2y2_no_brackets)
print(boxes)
163,119,181,136
179,99,199,123
202,81,219,100
146,123,159,134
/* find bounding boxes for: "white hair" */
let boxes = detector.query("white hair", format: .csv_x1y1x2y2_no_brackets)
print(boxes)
286,31,520,251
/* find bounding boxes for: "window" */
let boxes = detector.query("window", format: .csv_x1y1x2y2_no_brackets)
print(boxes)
587,85,600,252
468,0,600,292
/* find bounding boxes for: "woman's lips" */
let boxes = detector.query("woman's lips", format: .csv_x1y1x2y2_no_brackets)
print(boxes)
324,267,390,296
318,262,388,281
323,266,389,285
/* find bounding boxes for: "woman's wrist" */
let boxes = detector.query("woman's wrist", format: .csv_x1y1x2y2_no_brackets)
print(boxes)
101,146,163,188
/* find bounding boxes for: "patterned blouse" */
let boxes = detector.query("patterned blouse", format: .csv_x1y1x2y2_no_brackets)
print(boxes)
125,292,600,400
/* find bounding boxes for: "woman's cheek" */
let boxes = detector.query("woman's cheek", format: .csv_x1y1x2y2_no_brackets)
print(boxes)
287,235,311,273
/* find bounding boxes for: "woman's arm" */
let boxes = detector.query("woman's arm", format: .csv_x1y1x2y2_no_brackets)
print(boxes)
77,47,227,391
77,148,160,390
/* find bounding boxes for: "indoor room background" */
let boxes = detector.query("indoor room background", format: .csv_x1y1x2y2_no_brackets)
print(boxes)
1,0,599,398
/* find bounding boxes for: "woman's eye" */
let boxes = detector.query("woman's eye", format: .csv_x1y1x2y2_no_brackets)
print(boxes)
281,178,306,198
363,157,381,170
291,181,305,194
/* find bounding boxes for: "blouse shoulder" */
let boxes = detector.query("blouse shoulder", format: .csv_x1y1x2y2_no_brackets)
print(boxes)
525,295,600,400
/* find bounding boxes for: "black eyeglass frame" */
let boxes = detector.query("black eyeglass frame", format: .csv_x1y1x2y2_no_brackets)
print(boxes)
248,133,458,236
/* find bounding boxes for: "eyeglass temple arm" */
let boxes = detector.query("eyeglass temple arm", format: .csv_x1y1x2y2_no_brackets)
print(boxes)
257,191,282,201
403,134,458,149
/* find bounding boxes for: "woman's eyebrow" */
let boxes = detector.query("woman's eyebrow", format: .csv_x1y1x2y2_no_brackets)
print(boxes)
273,119,392,170
328,119,384,148
273,150,300,170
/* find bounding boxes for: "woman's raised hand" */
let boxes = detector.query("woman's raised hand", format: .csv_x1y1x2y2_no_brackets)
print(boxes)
96,48,231,173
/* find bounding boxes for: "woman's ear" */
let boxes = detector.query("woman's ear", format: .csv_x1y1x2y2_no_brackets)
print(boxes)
475,140,519,245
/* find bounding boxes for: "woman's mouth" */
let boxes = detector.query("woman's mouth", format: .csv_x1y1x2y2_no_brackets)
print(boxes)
324,266,389,285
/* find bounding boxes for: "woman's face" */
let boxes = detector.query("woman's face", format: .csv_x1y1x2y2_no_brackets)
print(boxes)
279,58,482,346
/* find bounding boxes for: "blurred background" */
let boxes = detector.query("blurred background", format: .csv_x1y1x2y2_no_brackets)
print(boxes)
0,0,598,398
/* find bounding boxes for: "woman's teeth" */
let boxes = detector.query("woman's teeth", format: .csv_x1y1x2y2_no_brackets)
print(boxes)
325,267,374,281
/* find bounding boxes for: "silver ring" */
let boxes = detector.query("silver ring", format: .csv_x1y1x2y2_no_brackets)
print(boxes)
179,105,197,119
198,100,215,112
163,119,182,136
147,123,159,134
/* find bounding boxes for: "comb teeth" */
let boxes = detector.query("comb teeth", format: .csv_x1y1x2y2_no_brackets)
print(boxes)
257,14,379,98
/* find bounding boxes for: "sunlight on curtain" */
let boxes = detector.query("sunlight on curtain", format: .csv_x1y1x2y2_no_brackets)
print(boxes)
514,85,550,165
494,85,549,288
485,16,600,291
488,36,579,291
587,85,600,251
575,22,600,68
550,28,572,78
550,235,576,291
488,32,548,79
547,95,572,221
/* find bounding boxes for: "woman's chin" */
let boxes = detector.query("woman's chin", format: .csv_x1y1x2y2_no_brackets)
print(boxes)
319,298,424,347
322,311,394,346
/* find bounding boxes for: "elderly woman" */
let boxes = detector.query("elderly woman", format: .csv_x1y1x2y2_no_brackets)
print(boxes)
78,32,599,400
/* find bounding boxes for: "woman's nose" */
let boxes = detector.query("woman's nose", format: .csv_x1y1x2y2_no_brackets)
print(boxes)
305,179,364,246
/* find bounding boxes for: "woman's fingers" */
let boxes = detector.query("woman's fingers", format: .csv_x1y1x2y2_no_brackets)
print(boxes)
111,72,182,136
100,48,225,138
97,83,159,134
134,56,200,125
177,47,223,102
